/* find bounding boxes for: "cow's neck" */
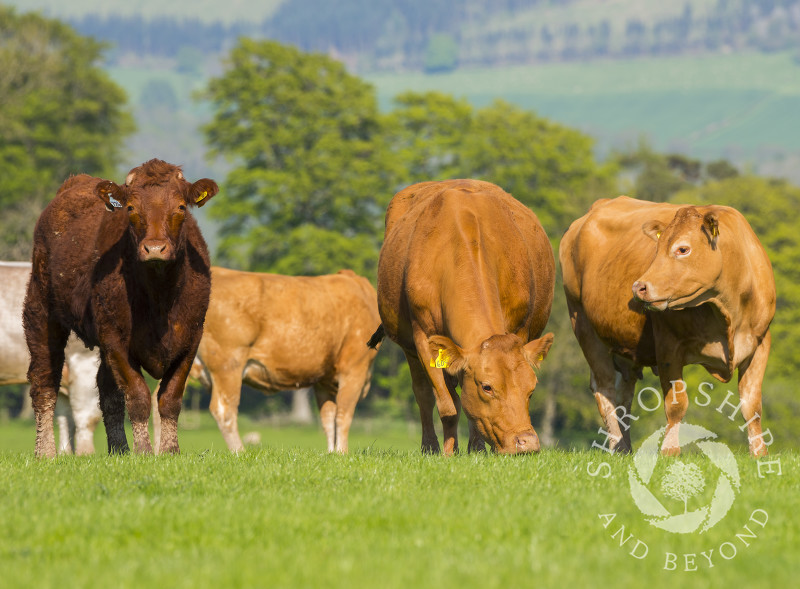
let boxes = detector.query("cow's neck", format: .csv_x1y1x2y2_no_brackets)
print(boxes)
441,257,507,349
690,265,758,376
130,256,185,313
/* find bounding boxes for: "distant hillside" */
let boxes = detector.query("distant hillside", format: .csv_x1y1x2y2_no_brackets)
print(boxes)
6,0,800,72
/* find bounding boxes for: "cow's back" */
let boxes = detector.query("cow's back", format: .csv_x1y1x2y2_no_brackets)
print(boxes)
560,197,679,358
559,196,774,363
378,179,554,348
201,267,378,389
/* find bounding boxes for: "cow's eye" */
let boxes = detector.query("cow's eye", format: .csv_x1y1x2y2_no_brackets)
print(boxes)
675,245,691,257
127,205,134,213
178,204,186,212
481,383,494,396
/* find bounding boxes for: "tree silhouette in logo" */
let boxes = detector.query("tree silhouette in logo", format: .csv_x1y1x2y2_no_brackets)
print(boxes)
661,462,705,514
628,423,740,534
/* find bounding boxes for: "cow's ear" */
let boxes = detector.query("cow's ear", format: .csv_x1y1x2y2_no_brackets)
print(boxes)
703,211,719,248
190,178,219,208
523,333,554,370
642,220,665,241
428,335,468,376
95,181,126,212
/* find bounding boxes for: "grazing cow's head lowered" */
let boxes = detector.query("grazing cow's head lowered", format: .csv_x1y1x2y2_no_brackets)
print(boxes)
95,159,218,264
632,206,722,311
428,332,553,454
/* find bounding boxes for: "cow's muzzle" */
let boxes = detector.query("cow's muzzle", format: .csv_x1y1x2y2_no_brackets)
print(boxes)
140,240,172,262
497,430,540,455
632,281,668,310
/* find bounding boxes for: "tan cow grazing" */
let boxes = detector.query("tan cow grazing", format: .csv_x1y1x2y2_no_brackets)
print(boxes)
195,267,380,453
373,180,555,455
560,196,775,457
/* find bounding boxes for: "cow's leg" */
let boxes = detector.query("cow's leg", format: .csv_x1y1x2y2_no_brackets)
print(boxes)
618,371,637,452
208,369,245,452
442,374,462,455
467,418,486,453
314,385,337,452
25,319,68,459
155,353,196,455
412,329,460,456
405,351,440,454
99,349,153,454
332,369,372,454
97,359,129,454
569,304,626,452
658,364,687,457
55,392,74,454
66,354,102,455
151,390,161,454
738,330,770,457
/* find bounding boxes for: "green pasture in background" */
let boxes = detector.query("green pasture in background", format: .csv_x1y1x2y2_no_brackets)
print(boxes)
369,51,800,163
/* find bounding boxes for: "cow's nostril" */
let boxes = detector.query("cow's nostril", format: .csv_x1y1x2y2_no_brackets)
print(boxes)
514,432,540,453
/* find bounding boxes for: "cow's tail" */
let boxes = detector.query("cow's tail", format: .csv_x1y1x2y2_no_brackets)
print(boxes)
367,324,385,349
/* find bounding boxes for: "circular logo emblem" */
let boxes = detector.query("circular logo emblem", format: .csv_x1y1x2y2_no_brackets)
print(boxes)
628,423,740,534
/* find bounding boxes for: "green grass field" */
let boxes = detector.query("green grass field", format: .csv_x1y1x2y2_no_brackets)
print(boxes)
0,416,797,588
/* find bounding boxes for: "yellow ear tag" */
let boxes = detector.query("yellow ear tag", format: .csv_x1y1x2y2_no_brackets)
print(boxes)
537,354,544,363
430,349,449,369
712,226,718,237
196,190,208,203
656,231,661,239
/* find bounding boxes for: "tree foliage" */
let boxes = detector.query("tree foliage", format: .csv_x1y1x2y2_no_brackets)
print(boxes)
0,7,134,259
387,93,615,236
201,39,400,276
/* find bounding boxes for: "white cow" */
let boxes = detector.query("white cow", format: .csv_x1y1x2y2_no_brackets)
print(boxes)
0,261,101,454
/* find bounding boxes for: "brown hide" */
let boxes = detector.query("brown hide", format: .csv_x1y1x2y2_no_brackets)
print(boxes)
377,180,555,455
196,267,381,453
23,159,218,458
559,196,775,456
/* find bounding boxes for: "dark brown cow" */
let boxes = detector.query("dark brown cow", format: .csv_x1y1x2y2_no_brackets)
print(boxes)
374,180,555,455
560,196,775,456
24,159,218,458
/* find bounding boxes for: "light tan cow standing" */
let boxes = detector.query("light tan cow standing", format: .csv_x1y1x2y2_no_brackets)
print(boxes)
0,261,101,454
195,267,381,453
560,196,775,456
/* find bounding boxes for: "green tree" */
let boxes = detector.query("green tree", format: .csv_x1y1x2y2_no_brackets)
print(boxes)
201,39,400,277
614,140,693,203
460,99,616,235
384,91,472,183
0,7,134,259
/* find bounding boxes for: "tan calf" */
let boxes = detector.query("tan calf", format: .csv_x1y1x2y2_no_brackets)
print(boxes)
196,267,380,453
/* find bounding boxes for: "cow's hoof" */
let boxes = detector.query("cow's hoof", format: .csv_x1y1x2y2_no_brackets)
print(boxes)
421,441,440,454
614,442,632,454
660,445,681,457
